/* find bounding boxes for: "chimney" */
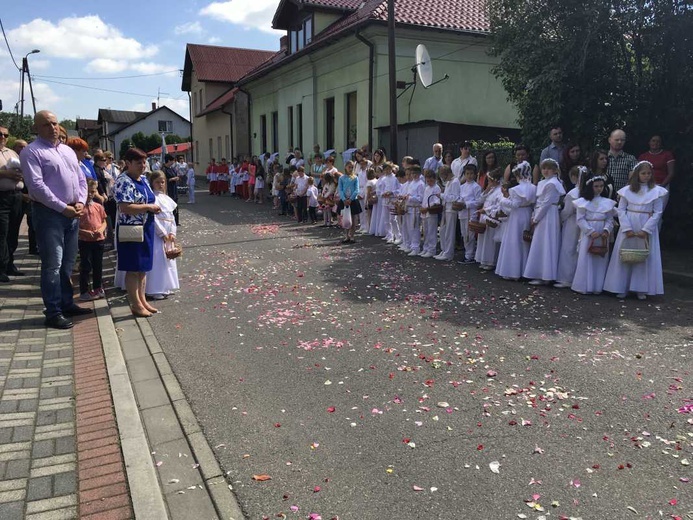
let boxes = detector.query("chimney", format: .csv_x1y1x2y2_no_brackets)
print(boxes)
151,102,156,111
280,35,289,53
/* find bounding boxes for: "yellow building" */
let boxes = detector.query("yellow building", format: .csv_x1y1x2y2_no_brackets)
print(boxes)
236,0,519,165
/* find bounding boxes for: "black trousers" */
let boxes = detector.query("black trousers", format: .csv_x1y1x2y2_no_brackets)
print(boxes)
0,191,23,273
308,206,317,222
296,196,308,222
78,240,105,294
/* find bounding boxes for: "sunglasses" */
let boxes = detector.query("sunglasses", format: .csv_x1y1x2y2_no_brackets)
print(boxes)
0,133,8,138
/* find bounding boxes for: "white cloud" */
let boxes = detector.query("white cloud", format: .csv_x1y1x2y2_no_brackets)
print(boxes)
200,0,283,34
130,62,180,75
207,36,222,44
8,16,158,61
0,79,61,114
87,58,129,74
27,59,50,71
174,21,204,35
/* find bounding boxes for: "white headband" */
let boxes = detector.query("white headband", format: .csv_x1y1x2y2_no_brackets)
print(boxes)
633,160,653,171
540,158,560,169
586,175,607,185
512,161,532,179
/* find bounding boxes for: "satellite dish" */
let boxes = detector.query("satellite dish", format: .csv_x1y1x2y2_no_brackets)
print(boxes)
416,44,433,88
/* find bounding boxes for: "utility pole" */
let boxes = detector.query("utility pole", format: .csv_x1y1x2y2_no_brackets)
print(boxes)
19,49,40,120
387,0,398,161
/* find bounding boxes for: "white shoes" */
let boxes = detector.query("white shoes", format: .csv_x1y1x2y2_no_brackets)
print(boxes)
616,293,627,299
528,279,548,286
408,250,420,256
637,293,647,300
553,282,571,288
434,255,450,261
393,238,403,245
420,251,434,258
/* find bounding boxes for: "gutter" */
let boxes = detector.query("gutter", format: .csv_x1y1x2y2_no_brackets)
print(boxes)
221,102,234,160
307,54,318,151
188,91,194,163
355,29,374,152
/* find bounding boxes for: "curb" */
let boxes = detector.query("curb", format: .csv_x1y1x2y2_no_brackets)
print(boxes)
133,315,245,520
94,299,169,519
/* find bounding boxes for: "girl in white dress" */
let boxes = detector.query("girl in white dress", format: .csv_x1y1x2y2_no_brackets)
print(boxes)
474,168,503,270
420,170,442,257
524,159,566,284
495,161,537,280
145,171,180,299
435,165,460,261
554,166,586,288
571,174,617,294
603,161,667,299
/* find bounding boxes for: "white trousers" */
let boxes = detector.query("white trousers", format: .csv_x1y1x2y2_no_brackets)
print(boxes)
439,212,457,259
422,216,438,254
405,210,421,252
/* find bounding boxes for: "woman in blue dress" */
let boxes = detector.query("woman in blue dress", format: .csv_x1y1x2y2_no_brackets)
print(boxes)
114,148,161,317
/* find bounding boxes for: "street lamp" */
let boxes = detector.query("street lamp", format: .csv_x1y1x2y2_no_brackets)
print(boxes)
20,49,40,120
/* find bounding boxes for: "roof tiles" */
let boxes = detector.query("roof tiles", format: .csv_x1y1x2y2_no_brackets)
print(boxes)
186,44,276,84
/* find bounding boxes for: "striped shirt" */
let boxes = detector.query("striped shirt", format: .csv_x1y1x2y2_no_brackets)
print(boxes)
607,151,636,191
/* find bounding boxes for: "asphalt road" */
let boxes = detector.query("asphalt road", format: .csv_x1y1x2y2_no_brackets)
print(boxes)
146,192,693,520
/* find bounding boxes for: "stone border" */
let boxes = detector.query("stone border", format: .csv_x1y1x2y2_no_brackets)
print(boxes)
93,300,168,519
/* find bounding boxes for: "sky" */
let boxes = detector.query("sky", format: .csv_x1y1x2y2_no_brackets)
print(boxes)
0,0,284,124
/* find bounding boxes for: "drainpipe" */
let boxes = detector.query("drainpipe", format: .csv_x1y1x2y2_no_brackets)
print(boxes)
236,87,253,158
355,29,374,153
187,91,193,163
307,54,318,153
221,102,235,160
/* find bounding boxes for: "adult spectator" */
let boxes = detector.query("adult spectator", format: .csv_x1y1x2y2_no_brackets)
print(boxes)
478,151,498,190
372,148,387,170
20,110,91,329
503,144,531,182
67,138,97,181
639,135,675,188
451,142,478,180
606,129,636,191
533,126,565,183
290,149,305,169
423,143,443,173
559,142,583,190
310,153,325,187
90,153,110,205
12,140,36,254
0,127,24,282
176,155,188,178
162,154,179,225
589,149,615,200
308,144,321,168
114,148,161,317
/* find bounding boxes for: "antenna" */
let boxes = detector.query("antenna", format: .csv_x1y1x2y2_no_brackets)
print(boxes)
397,44,449,99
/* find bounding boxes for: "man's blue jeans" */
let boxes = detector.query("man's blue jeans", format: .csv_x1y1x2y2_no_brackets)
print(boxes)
32,204,79,318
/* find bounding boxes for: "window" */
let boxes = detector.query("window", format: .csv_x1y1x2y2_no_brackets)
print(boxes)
158,120,173,132
198,90,203,112
208,138,213,160
346,91,358,148
288,16,313,54
217,137,222,160
260,115,267,154
288,106,294,148
225,135,230,159
325,97,335,150
271,111,279,152
297,104,303,152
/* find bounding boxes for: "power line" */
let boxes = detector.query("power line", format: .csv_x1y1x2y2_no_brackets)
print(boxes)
0,17,20,71
34,70,182,81
36,78,160,99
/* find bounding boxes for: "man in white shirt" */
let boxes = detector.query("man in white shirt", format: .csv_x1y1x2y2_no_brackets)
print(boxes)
290,149,305,170
450,142,478,180
423,143,443,173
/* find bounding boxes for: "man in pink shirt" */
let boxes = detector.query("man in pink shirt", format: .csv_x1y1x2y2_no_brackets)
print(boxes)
21,110,91,329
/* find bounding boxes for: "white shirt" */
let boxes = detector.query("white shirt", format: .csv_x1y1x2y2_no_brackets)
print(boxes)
307,185,319,207
294,174,309,196
451,156,478,180
423,155,442,172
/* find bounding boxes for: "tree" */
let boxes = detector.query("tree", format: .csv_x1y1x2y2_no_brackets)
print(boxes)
0,112,33,140
59,119,76,130
488,0,693,245
119,138,133,160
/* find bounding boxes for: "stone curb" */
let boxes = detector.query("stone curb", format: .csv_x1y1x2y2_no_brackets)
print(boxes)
134,316,245,520
93,299,169,519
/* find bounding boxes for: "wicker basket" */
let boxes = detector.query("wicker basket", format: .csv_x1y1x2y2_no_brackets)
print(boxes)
368,194,378,205
588,236,609,257
619,237,649,264
317,195,325,204
522,229,533,242
390,200,407,216
165,241,182,260
486,217,499,228
427,194,444,215
451,201,466,211
468,220,486,234
287,193,297,203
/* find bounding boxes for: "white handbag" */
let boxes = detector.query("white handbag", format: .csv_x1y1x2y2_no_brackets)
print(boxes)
118,224,144,243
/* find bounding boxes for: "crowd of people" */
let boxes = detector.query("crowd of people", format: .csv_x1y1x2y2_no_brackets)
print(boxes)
204,128,671,301
0,112,674,327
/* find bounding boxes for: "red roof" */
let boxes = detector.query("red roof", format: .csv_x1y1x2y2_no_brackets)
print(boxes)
244,0,489,84
182,44,275,90
147,142,192,156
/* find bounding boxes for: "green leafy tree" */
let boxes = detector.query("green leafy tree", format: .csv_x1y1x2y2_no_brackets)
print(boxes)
119,138,133,159
59,119,76,130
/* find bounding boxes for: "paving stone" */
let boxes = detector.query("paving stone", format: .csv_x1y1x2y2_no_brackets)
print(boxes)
26,477,52,502
52,472,76,496
0,401,19,413
54,437,75,456
55,409,74,424
0,500,23,520
5,458,30,479
35,411,56,426
12,425,34,442
31,440,54,459
18,399,39,412
0,427,12,443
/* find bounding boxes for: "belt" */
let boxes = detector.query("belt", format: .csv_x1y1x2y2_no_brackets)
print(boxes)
627,209,652,215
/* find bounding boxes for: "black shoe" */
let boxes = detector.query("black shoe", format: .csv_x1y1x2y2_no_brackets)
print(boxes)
63,305,93,317
7,267,24,276
45,314,73,329
0,274,9,283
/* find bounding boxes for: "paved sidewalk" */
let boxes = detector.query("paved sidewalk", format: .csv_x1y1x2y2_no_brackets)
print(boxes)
0,233,242,519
